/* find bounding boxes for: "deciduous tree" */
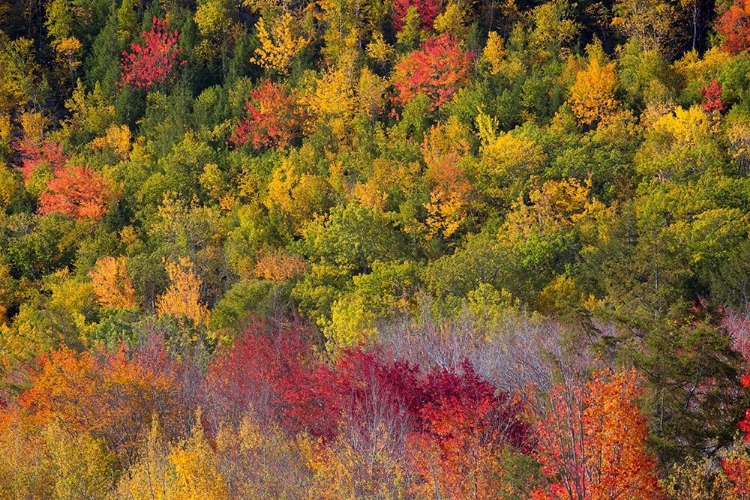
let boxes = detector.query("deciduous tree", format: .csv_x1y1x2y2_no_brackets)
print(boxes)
392,0,440,31
120,17,183,89
717,0,750,55
230,79,305,150
532,370,664,500
38,165,113,220
89,256,137,310
392,34,475,110
157,257,210,329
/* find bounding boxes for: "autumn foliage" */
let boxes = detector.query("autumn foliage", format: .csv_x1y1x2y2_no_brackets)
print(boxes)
38,165,113,219
89,256,137,310
2,0,750,496
532,370,663,500
120,17,183,89
392,34,476,110
157,257,210,328
15,139,67,182
230,80,304,150
17,342,189,456
392,0,441,31
717,0,750,55
700,79,725,113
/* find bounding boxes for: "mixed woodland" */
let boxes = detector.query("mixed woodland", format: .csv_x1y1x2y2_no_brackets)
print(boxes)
1,0,750,497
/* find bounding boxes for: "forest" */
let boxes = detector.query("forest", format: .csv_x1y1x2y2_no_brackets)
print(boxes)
0,0,749,497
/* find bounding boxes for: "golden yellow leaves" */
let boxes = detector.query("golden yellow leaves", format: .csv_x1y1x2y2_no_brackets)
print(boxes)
482,31,506,76
568,58,620,126
503,177,604,241
90,256,137,311
53,36,82,73
90,123,131,159
119,418,228,500
168,420,228,500
251,13,309,74
421,119,474,240
253,248,307,282
157,257,210,329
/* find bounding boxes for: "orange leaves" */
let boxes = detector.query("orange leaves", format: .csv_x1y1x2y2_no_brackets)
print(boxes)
723,454,750,498
252,249,307,282
17,345,183,456
38,165,113,220
392,34,475,110
583,370,662,500
568,58,620,126
157,257,210,328
407,397,506,499
407,362,528,499
716,0,750,54
89,256,137,310
230,79,305,150
532,369,663,500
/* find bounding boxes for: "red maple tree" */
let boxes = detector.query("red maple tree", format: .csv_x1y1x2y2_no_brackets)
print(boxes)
391,0,441,31
229,79,305,150
700,79,725,114
120,17,183,89
15,139,67,182
392,34,475,110
408,361,528,499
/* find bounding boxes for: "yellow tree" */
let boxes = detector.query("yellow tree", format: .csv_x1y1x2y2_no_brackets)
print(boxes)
89,256,137,310
115,419,170,500
421,118,474,240
168,417,229,500
250,13,309,74
216,412,312,498
568,58,620,126
482,31,506,76
157,257,210,328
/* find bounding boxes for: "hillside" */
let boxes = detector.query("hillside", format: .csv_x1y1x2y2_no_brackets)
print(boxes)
0,0,750,497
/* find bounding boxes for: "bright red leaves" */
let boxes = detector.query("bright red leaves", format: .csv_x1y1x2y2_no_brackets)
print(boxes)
121,17,183,89
391,0,441,31
392,34,475,110
700,79,725,114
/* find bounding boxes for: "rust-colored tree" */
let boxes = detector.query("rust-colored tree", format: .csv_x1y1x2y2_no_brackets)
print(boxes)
531,369,664,500
392,34,475,110
229,79,305,150
38,165,113,219
120,17,183,89
716,0,750,55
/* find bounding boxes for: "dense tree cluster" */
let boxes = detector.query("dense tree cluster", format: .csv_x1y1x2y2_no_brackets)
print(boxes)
0,0,750,497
